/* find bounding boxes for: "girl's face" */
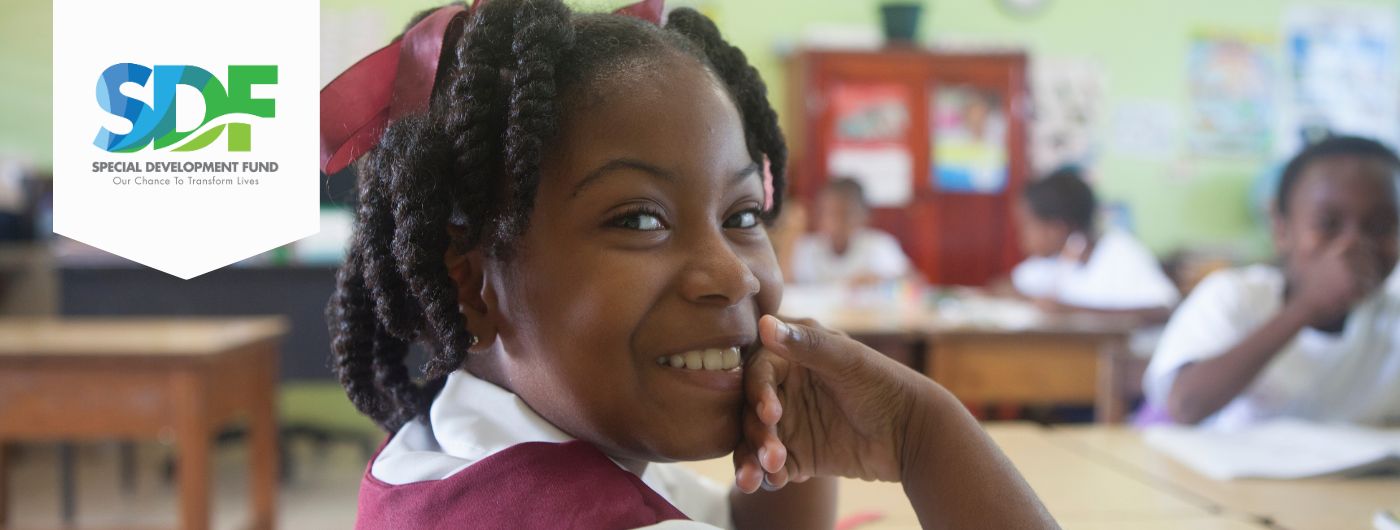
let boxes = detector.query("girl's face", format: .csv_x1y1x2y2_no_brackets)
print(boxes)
1275,154,1399,289
478,55,782,462
816,190,865,248
1014,198,1069,258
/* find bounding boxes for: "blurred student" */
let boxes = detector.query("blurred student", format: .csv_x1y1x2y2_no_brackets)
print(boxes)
789,178,912,285
1144,136,1400,428
1009,167,1179,322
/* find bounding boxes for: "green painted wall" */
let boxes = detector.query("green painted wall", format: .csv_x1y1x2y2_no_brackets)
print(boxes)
5,0,1397,259
0,0,52,169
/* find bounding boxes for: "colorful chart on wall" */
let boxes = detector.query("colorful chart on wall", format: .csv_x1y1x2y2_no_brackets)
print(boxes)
1278,5,1400,156
825,82,913,207
931,85,1008,194
1188,30,1274,157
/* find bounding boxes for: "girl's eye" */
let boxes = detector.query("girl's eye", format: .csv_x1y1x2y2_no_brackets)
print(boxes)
724,209,761,229
1365,215,1398,237
1317,214,1341,236
612,210,667,231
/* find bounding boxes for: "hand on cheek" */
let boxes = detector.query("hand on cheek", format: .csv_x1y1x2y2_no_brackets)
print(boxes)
732,314,925,493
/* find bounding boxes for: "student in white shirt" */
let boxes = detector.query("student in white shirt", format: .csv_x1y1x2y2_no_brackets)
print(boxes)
1009,168,1179,323
1144,136,1400,429
788,178,912,285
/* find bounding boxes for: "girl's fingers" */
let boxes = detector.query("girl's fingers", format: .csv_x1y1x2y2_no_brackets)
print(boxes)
732,432,768,494
734,441,789,493
745,354,784,426
758,315,862,380
736,380,786,494
758,437,787,474
762,466,790,491
735,454,763,493
761,382,782,425
743,394,787,473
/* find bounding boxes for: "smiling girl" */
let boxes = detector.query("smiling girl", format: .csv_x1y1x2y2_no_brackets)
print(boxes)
324,1,1053,528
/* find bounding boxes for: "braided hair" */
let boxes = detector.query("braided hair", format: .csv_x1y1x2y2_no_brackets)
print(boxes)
328,0,788,432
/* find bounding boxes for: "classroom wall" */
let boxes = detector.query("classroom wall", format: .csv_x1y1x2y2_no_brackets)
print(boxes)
702,0,1400,259
4,0,1397,260
0,0,52,169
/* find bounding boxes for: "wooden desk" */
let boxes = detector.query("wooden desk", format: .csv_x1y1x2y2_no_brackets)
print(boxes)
1049,426,1400,530
680,423,1264,529
820,304,1136,423
0,317,288,530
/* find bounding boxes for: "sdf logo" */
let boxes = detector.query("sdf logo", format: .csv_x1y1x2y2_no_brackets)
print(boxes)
94,64,277,153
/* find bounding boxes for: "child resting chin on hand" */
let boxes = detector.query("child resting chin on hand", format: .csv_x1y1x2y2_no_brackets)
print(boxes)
323,1,1056,528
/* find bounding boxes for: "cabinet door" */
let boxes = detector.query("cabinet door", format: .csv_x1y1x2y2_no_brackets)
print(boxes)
792,51,1027,286
922,54,1029,285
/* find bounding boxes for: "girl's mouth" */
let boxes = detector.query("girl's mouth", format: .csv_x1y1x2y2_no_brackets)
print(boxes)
655,346,742,372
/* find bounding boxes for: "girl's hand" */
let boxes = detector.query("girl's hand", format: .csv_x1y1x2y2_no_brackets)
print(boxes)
733,315,935,492
1291,236,1383,325
732,318,1058,528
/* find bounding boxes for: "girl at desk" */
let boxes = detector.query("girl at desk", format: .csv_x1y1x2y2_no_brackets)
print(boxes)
323,1,1055,528
1008,167,1179,323
1144,136,1400,429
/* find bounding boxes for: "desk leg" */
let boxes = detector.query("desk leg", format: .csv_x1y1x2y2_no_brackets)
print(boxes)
1095,339,1127,424
59,443,75,524
249,346,278,530
174,373,211,530
0,440,8,529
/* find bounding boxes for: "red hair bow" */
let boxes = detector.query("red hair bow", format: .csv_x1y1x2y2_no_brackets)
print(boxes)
319,0,665,174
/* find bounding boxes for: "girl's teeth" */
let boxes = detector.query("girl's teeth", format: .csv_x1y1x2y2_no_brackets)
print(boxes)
702,349,723,370
663,347,742,371
722,348,740,368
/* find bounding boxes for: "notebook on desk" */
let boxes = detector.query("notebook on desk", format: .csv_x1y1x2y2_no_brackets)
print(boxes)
1145,419,1400,480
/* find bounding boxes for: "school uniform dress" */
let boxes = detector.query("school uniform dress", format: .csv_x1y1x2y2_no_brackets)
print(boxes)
1143,264,1400,430
790,228,912,284
357,370,733,529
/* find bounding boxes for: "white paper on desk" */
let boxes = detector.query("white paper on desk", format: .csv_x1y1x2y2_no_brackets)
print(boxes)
934,295,1043,330
1145,419,1400,480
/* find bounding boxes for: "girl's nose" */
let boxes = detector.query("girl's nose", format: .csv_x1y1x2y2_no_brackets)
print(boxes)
679,234,761,307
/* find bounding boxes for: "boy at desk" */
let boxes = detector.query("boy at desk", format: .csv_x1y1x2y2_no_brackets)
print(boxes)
788,178,913,286
1145,136,1400,428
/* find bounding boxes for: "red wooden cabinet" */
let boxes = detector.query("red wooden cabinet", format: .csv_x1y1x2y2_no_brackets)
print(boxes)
785,49,1029,286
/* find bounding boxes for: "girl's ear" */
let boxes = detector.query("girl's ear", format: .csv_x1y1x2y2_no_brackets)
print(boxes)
444,227,498,353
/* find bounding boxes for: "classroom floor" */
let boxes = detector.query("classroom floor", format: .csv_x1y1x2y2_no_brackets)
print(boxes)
4,439,363,529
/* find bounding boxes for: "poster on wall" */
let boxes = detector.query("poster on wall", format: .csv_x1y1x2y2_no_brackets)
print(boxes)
825,82,913,206
1110,99,1180,161
931,85,1008,194
1029,58,1104,177
1187,30,1274,157
1278,6,1400,156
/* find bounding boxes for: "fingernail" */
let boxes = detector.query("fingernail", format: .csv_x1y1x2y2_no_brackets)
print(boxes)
761,475,779,492
776,320,798,342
